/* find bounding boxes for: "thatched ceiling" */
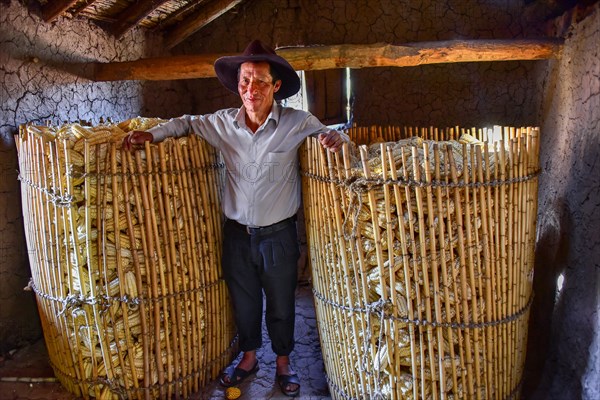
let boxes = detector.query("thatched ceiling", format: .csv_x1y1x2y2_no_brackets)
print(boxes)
33,0,244,48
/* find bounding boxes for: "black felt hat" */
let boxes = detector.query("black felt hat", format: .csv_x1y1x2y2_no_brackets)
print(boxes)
214,40,301,100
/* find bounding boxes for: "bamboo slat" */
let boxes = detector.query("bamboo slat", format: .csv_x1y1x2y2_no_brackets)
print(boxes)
17,119,236,400
300,125,540,400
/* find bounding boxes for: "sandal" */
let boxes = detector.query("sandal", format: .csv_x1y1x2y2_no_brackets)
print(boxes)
219,360,259,387
276,372,301,397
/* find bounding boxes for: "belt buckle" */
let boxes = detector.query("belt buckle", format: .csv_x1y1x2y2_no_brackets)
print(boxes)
246,225,259,235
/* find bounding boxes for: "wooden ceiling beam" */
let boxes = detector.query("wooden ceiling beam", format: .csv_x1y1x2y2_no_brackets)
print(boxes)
150,0,207,31
110,0,171,38
163,0,244,49
93,39,563,82
41,0,80,22
69,0,99,19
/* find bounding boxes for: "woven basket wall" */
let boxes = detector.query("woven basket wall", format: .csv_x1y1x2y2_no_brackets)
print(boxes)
17,119,237,400
300,125,540,400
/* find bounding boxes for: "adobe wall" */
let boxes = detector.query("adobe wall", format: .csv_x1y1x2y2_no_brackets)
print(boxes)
181,0,545,128
524,5,600,399
0,0,189,352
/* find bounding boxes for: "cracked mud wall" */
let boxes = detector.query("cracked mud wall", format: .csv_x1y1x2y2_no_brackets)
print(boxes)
0,0,190,352
524,5,600,399
180,0,545,128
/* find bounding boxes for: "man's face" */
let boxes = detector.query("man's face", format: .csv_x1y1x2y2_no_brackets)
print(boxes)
238,62,281,115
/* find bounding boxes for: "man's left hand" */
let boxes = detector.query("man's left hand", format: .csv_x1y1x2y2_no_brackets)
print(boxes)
318,130,344,153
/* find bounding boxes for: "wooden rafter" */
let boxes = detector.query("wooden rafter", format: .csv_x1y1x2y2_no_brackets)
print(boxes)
41,0,80,22
93,39,563,82
110,0,172,38
163,0,244,49
69,0,99,18
150,0,209,31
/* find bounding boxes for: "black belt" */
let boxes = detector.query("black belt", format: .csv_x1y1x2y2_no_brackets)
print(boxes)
229,215,296,235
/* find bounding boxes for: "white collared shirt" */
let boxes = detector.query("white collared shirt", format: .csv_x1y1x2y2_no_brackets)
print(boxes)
149,102,345,227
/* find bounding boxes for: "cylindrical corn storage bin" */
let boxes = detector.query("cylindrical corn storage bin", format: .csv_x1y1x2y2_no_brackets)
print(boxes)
17,119,237,399
300,126,540,400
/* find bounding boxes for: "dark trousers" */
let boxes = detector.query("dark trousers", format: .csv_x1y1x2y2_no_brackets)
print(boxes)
222,218,300,356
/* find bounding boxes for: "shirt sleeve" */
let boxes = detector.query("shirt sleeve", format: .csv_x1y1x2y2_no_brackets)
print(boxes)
147,115,194,142
147,113,229,148
303,114,350,143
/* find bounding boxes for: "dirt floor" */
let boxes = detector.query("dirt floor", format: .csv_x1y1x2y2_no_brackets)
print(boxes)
0,338,74,400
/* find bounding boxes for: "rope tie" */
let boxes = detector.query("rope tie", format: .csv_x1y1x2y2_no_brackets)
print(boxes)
300,169,541,190
58,294,89,316
301,168,540,243
81,163,225,179
17,173,76,207
25,277,224,311
343,177,377,240
362,298,389,400
312,286,533,330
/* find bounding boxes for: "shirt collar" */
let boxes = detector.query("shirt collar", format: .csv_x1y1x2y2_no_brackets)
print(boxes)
234,102,281,130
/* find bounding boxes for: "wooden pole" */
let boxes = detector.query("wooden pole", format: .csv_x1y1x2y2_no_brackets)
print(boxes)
163,0,244,49
41,0,80,22
93,39,563,82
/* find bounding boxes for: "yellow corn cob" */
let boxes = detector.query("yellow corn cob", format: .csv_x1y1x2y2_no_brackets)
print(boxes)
86,145,110,164
132,226,143,240
126,309,141,327
124,271,138,298
71,174,85,188
99,385,115,400
71,267,90,294
108,125,129,141
91,204,112,220
69,246,86,267
396,343,412,359
459,133,484,146
73,130,113,151
107,231,141,250
79,343,103,358
119,213,135,230
68,149,85,167
82,359,93,379
87,130,114,144
394,293,409,317
94,187,126,204
77,226,98,243
27,125,56,141
360,221,377,240
101,242,133,260
107,276,120,297
72,124,93,139
96,361,108,377
373,342,389,372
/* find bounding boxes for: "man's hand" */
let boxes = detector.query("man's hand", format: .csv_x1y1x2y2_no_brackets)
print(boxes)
318,130,344,153
122,130,153,151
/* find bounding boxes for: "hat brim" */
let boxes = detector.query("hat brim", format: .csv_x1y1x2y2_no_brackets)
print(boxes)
214,54,301,100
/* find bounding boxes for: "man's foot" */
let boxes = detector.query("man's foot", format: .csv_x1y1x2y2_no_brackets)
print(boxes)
219,352,259,387
275,356,300,397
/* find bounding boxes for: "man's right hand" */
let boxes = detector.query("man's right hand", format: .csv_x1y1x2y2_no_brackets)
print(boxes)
122,130,153,151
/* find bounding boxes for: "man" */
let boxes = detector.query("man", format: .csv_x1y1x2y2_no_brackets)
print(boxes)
123,39,346,397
